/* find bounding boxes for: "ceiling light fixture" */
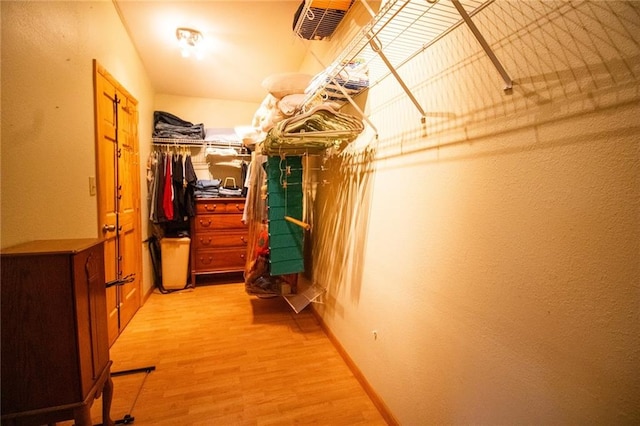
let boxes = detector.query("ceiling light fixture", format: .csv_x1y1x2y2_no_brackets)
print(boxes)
176,27,204,59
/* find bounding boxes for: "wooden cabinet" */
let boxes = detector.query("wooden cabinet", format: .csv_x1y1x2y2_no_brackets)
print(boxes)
1,239,113,426
190,198,248,284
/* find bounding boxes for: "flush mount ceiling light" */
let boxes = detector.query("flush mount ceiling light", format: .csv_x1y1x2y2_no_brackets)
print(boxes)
176,27,204,59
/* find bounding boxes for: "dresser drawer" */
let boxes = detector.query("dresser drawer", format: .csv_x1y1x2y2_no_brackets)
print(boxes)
195,213,246,231
194,231,248,249
191,198,247,281
193,248,247,272
197,200,245,215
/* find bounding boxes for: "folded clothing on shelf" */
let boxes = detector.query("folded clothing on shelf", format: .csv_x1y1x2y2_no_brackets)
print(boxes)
153,111,205,140
306,57,369,106
194,179,221,198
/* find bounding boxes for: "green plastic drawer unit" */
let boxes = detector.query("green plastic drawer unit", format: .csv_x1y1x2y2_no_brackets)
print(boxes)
266,156,305,275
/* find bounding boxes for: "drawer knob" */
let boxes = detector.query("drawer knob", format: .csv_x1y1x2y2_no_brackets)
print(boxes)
200,256,213,265
199,219,212,227
240,236,247,244
205,204,217,211
200,238,212,245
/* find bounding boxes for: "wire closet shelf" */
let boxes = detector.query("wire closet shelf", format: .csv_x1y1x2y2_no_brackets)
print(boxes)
300,0,512,126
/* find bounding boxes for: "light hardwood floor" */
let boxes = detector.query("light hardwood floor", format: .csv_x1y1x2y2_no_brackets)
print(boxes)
64,280,387,425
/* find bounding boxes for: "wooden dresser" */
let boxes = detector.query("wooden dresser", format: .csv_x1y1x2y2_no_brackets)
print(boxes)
190,197,248,284
1,239,114,426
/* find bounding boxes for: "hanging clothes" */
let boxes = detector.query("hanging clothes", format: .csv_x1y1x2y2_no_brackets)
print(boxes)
241,161,249,197
262,104,363,156
184,153,197,218
162,153,174,221
148,152,158,222
172,154,186,221
148,148,198,224
155,152,167,223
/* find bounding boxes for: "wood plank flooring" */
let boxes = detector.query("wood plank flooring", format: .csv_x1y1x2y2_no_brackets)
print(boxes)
63,281,387,425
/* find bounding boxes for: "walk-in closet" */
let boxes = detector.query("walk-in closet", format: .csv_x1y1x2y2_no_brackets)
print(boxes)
2,1,639,425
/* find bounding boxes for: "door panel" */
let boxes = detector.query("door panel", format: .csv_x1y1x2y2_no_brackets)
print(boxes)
94,61,142,346
116,98,141,331
95,72,120,345
103,238,119,343
119,224,140,329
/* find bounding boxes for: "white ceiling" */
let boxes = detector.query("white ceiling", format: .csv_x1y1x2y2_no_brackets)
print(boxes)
114,0,311,104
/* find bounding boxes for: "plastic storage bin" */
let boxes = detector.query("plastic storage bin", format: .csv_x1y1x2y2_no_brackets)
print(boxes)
160,237,190,289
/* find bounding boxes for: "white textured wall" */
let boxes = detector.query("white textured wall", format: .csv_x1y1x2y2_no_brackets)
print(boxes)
309,1,639,424
1,0,155,294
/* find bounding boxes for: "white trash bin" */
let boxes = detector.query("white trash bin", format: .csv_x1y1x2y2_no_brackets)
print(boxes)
160,237,190,290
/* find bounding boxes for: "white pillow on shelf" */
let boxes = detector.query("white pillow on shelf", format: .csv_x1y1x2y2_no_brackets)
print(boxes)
261,72,313,99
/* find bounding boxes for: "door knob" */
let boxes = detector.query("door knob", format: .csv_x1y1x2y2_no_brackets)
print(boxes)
102,224,116,233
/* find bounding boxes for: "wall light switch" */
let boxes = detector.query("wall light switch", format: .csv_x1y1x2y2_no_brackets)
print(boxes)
89,176,96,196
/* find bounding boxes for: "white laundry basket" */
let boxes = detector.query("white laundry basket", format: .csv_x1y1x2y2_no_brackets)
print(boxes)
160,237,190,289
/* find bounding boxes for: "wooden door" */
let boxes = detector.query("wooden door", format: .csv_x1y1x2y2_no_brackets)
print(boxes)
115,91,142,334
94,60,142,346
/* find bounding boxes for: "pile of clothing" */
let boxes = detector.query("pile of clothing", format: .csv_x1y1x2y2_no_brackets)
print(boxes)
306,57,369,106
218,178,243,197
153,111,204,140
193,179,220,198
